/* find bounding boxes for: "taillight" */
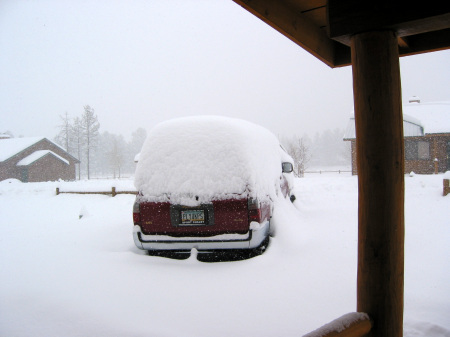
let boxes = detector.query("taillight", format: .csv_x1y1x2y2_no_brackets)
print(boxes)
248,197,261,224
133,200,141,224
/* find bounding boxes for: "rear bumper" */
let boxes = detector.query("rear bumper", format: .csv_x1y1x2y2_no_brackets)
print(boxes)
133,222,269,251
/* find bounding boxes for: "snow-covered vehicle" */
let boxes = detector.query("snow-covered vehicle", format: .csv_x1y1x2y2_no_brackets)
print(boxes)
132,116,294,256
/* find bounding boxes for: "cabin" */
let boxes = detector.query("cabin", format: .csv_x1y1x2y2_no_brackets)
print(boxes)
0,137,80,182
344,98,450,175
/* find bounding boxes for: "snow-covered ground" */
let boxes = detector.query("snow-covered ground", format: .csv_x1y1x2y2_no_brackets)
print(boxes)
0,173,449,337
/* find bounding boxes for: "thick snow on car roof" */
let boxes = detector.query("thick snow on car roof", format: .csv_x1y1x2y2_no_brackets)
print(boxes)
134,116,285,204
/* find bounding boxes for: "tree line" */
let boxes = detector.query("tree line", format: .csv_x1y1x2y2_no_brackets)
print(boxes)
281,128,351,177
54,105,147,179
52,105,349,179
5,110,350,180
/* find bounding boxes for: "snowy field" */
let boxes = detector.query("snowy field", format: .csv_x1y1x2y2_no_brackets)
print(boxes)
0,173,449,337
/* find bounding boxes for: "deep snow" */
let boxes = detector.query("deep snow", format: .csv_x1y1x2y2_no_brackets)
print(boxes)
0,173,449,337
135,116,292,204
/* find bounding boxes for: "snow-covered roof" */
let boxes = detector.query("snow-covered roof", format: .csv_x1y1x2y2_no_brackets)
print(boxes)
135,116,288,204
343,101,449,140
0,137,45,162
403,101,450,135
17,150,70,166
343,116,423,140
0,137,78,163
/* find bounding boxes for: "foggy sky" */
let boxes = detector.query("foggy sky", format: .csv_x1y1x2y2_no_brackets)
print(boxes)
1,0,449,140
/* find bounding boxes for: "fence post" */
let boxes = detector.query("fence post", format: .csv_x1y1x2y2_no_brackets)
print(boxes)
444,179,450,196
56,188,60,195
112,187,116,197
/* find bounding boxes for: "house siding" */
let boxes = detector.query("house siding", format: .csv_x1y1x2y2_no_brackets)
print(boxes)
348,134,450,175
0,138,78,182
24,154,72,182
351,141,358,175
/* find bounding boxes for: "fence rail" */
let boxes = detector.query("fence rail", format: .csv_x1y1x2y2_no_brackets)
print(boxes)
56,187,137,197
304,170,352,174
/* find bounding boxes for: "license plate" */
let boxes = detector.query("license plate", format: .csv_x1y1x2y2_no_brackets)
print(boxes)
181,210,206,225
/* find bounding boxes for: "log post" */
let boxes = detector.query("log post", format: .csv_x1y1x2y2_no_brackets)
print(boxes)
444,178,450,196
351,31,405,337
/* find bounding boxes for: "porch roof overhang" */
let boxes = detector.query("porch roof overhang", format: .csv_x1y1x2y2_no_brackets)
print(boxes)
232,0,450,68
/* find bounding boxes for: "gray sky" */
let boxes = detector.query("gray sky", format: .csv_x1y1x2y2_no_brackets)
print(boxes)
1,0,449,140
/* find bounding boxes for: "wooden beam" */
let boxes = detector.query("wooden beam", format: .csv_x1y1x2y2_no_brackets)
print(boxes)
328,0,450,46
397,37,409,49
303,313,372,337
351,31,405,337
398,28,450,56
232,0,350,67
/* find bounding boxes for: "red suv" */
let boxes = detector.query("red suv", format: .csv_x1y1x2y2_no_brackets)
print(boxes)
132,116,294,256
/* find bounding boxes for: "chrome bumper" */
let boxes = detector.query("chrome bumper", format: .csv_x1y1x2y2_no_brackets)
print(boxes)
133,222,269,251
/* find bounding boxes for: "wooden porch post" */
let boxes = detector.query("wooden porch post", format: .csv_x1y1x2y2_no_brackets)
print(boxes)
351,31,405,337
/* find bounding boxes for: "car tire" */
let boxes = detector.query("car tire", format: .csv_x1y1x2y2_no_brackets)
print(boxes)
147,250,190,260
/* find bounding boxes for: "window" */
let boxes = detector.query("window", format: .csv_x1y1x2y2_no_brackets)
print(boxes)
405,139,430,160
417,141,430,160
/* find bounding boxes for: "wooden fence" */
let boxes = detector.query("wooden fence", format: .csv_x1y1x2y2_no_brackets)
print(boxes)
56,187,137,197
304,170,352,174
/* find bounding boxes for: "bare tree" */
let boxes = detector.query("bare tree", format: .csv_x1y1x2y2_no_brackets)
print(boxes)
109,135,125,178
308,128,350,167
71,117,83,180
54,112,72,152
284,136,311,177
81,105,100,179
99,132,126,178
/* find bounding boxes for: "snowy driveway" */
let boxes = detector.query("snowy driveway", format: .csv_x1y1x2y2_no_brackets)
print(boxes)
0,175,449,337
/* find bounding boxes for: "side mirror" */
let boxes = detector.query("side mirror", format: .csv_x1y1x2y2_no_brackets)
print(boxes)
282,162,293,173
